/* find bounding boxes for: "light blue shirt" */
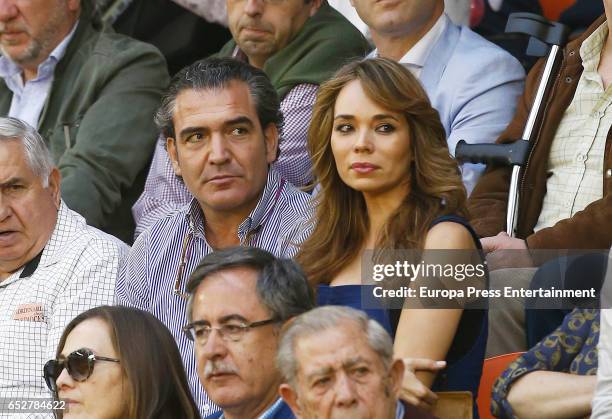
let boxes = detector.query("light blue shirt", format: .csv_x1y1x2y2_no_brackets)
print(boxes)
0,23,78,127
396,400,405,418
217,398,289,419
370,14,525,194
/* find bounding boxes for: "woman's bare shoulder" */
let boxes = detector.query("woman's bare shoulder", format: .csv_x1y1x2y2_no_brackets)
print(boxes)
424,221,476,250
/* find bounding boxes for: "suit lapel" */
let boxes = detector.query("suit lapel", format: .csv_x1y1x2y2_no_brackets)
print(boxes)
420,20,462,95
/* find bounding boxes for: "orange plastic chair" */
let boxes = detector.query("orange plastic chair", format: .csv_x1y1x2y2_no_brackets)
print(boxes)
540,0,575,21
477,352,525,419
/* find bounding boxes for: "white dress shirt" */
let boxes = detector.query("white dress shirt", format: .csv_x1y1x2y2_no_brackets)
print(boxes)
369,13,448,79
0,202,127,410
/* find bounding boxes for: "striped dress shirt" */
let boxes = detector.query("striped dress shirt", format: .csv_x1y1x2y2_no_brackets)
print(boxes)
116,168,313,417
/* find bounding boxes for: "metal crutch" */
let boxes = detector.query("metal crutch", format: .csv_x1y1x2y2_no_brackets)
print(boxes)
455,13,570,237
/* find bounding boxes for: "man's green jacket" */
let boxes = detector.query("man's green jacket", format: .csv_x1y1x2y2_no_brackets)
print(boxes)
0,8,169,243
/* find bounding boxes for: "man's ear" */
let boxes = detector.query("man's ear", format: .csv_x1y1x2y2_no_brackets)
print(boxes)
389,358,406,398
166,137,182,177
263,123,279,164
309,0,323,17
47,168,61,210
279,383,303,418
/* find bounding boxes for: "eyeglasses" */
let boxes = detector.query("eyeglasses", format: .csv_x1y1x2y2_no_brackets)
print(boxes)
183,318,279,344
43,348,120,392
173,231,193,300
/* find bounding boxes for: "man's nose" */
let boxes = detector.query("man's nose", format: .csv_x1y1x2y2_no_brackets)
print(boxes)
208,135,231,166
200,328,229,359
0,0,19,23
243,0,264,17
333,373,358,408
0,195,12,222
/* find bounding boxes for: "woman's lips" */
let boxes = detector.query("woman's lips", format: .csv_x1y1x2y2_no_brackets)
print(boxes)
351,163,380,174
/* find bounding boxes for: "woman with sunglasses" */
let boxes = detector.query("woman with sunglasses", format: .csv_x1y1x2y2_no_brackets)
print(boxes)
44,305,199,418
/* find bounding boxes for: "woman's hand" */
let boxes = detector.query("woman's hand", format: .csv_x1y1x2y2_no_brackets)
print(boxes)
400,358,446,411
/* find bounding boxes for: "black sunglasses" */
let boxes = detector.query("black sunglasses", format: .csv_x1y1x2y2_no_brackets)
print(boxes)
43,348,120,392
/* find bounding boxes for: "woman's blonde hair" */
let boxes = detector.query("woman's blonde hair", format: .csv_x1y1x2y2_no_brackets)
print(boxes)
297,57,467,285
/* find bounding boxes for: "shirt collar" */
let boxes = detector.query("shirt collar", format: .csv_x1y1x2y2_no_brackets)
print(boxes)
39,201,79,267
18,251,42,278
369,13,448,69
396,400,405,419
580,20,609,75
231,44,249,63
186,198,206,238
219,397,285,419
0,21,78,82
261,397,286,418
185,167,287,241
3,201,70,284
398,13,447,68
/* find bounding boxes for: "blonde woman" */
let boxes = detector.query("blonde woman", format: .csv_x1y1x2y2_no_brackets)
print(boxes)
297,58,487,415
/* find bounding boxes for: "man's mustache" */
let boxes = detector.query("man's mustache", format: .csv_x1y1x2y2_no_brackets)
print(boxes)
204,360,239,378
238,18,272,33
0,23,28,34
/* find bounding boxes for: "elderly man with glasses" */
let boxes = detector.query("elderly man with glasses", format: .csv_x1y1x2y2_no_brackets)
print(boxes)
183,246,315,419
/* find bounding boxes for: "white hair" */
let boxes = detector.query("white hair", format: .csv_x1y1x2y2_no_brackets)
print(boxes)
276,305,394,387
0,117,54,187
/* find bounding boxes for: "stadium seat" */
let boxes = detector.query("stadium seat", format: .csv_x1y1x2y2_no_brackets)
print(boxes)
434,391,474,419
477,352,525,419
540,0,575,20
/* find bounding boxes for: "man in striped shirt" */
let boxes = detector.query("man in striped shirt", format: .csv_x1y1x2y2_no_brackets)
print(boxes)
116,57,313,417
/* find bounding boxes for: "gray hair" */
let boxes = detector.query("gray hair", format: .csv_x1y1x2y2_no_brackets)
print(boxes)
0,117,54,187
277,306,394,387
155,57,283,140
186,247,315,323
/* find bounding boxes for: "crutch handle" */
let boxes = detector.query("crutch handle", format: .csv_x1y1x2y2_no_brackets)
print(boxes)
506,13,570,47
455,140,530,166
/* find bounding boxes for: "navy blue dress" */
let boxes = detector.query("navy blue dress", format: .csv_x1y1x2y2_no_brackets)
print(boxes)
316,215,487,418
